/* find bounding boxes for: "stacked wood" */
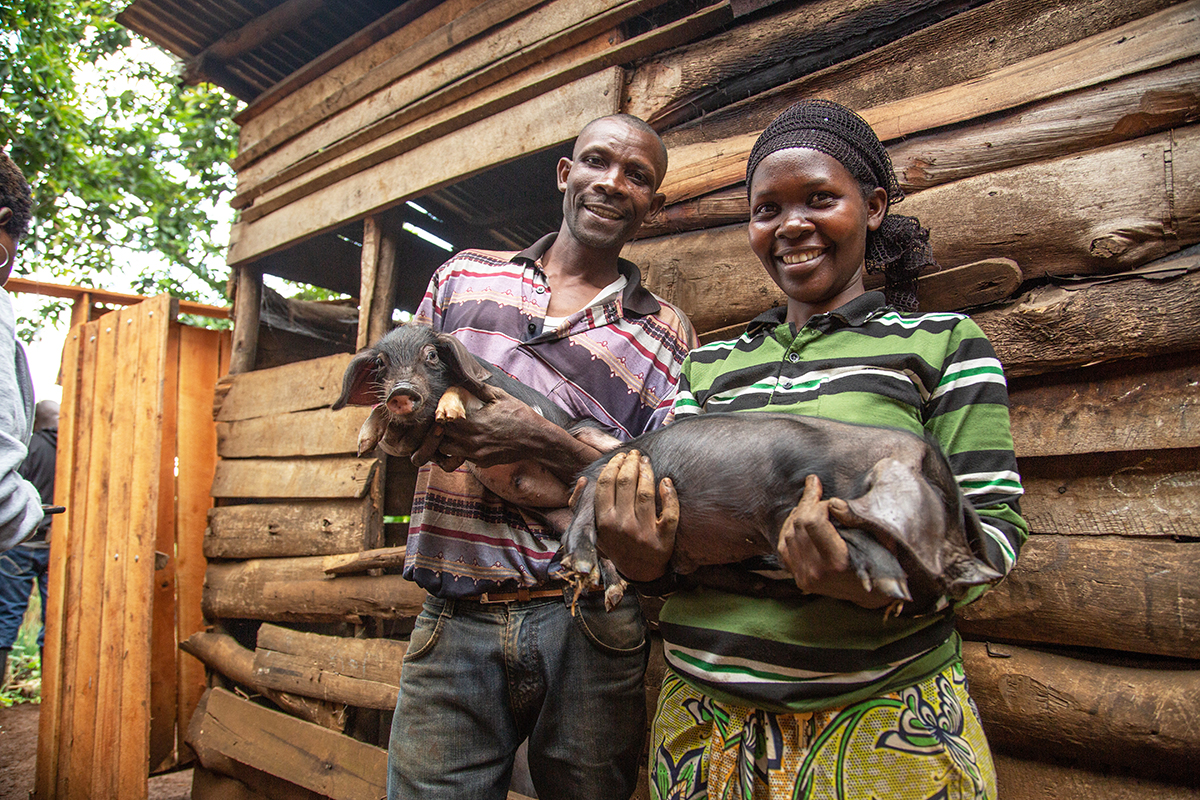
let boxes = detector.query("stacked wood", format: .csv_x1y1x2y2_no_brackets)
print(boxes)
252,624,406,710
993,753,1199,800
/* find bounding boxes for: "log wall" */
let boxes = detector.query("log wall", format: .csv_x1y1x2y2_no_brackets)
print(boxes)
198,1,1200,797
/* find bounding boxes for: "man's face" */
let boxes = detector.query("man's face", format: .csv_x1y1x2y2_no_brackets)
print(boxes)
557,118,666,253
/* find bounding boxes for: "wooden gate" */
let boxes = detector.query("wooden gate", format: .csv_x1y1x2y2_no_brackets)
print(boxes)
34,295,231,799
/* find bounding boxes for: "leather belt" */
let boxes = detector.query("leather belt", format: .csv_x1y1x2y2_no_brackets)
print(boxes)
476,586,566,604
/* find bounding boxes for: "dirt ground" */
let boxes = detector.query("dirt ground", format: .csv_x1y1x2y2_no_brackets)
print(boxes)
0,702,193,799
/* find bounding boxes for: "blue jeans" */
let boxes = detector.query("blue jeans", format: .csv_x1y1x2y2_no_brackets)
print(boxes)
388,588,649,800
0,543,49,649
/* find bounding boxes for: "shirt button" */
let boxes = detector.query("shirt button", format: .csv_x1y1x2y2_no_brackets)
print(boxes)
535,286,546,294
788,353,800,363
528,322,537,334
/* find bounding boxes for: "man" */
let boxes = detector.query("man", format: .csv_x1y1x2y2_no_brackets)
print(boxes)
0,400,57,684
387,114,696,800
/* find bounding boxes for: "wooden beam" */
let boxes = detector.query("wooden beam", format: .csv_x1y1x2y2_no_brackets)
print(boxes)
252,624,407,709
215,352,353,421
226,67,622,265
323,546,408,575
202,557,428,622
993,753,1199,800
963,641,1199,781
182,0,324,86
1020,448,1199,539
180,631,347,731
216,406,371,458
210,456,379,500
957,535,1200,660
206,498,380,559
229,266,262,374
4,276,229,319
1007,349,1200,457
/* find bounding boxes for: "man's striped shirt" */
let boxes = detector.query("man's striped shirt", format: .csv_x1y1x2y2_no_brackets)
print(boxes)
403,233,697,598
658,292,1027,713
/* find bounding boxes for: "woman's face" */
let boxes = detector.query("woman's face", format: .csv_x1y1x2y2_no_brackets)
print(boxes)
0,207,17,287
747,148,887,325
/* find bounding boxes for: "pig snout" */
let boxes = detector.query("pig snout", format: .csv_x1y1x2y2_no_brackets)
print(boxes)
385,383,425,417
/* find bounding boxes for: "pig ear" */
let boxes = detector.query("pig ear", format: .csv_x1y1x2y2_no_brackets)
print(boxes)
333,351,384,409
842,457,951,578
435,333,493,393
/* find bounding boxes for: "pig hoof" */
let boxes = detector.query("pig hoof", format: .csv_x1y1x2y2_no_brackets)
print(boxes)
604,582,626,612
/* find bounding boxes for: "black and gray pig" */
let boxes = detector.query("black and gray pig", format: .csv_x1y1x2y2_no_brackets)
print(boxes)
559,412,1003,608
333,322,618,510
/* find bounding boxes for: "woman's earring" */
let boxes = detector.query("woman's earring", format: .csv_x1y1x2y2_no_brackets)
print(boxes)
0,241,9,269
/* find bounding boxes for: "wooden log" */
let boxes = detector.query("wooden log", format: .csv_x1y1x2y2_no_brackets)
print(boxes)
1020,449,1199,540
234,4,728,222
206,498,380,559
194,687,387,800
226,67,622,265
210,455,379,500
216,351,353,422
203,557,428,622
252,624,406,709
975,255,1200,377
628,126,1200,331
652,0,1183,155
638,58,1200,237
187,689,327,800
181,0,323,86
993,753,1200,800
229,266,262,375
323,546,408,575
180,631,347,731
962,641,1200,781
1007,350,1200,458
957,535,1200,660
358,214,399,350
216,406,371,458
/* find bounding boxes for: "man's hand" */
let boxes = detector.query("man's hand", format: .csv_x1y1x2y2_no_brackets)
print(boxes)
590,450,679,582
777,474,892,608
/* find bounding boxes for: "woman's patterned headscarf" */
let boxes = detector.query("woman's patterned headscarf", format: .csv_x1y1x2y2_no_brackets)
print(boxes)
746,99,935,311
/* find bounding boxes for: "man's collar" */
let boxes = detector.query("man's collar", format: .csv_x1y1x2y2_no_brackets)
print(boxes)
746,291,888,335
513,232,661,317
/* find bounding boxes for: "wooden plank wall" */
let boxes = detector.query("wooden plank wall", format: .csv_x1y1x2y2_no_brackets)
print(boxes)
203,0,1199,797
35,297,230,799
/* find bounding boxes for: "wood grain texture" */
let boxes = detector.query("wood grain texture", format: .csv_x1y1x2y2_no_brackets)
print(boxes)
206,498,379,558
992,753,1199,800
962,641,1200,780
216,352,353,421
210,456,379,500
216,406,371,458
957,535,1200,659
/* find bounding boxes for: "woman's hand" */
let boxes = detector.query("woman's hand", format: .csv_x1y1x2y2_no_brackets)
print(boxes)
777,474,892,608
589,450,679,583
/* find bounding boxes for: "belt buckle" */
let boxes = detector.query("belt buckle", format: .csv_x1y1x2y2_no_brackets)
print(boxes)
479,586,534,604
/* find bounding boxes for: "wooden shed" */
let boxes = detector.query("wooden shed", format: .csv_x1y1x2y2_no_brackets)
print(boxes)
38,0,1199,797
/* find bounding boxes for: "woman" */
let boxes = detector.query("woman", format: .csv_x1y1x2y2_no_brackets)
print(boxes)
595,100,1027,799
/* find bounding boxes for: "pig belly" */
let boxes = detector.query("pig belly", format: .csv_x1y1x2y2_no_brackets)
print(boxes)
670,509,778,574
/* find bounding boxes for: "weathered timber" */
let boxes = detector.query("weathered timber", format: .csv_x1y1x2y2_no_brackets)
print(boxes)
890,57,1200,191
916,258,1021,312
629,126,1200,331
226,67,622,265
180,631,347,731
358,214,399,351
234,0,547,169
210,456,379,500
229,266,262,375
974,257,1200,377
623,0,984,126
653,0,1182,151
194,687,385,800
252,624,406,709
181,0,323,87
235,4,728,221
190,764,273,800
993,753,1200,800
203,556,428,622
639,58,1200,237
206,497,380,559
957,535,1200,660
1007,350,1200,458
216,352,352,421
216,406,371,458
962,641,1200,781
233,0,450,126
323,546,408,575
1020,449,1199,539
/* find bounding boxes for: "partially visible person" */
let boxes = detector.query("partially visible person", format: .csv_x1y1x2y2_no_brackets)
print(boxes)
595,100,1027,799
0,149,43,559
0,399,57,683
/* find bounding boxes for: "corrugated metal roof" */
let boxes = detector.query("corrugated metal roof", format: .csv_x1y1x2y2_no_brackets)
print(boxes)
117,0,411,102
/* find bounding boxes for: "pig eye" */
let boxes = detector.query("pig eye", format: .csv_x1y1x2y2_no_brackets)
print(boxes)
424,348,439,366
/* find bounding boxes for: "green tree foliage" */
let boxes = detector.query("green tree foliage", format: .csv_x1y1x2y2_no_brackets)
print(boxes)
0,0,240,337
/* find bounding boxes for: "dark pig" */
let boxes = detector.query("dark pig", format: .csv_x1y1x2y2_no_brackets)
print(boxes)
560,412,1003,609
333,322,618,509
